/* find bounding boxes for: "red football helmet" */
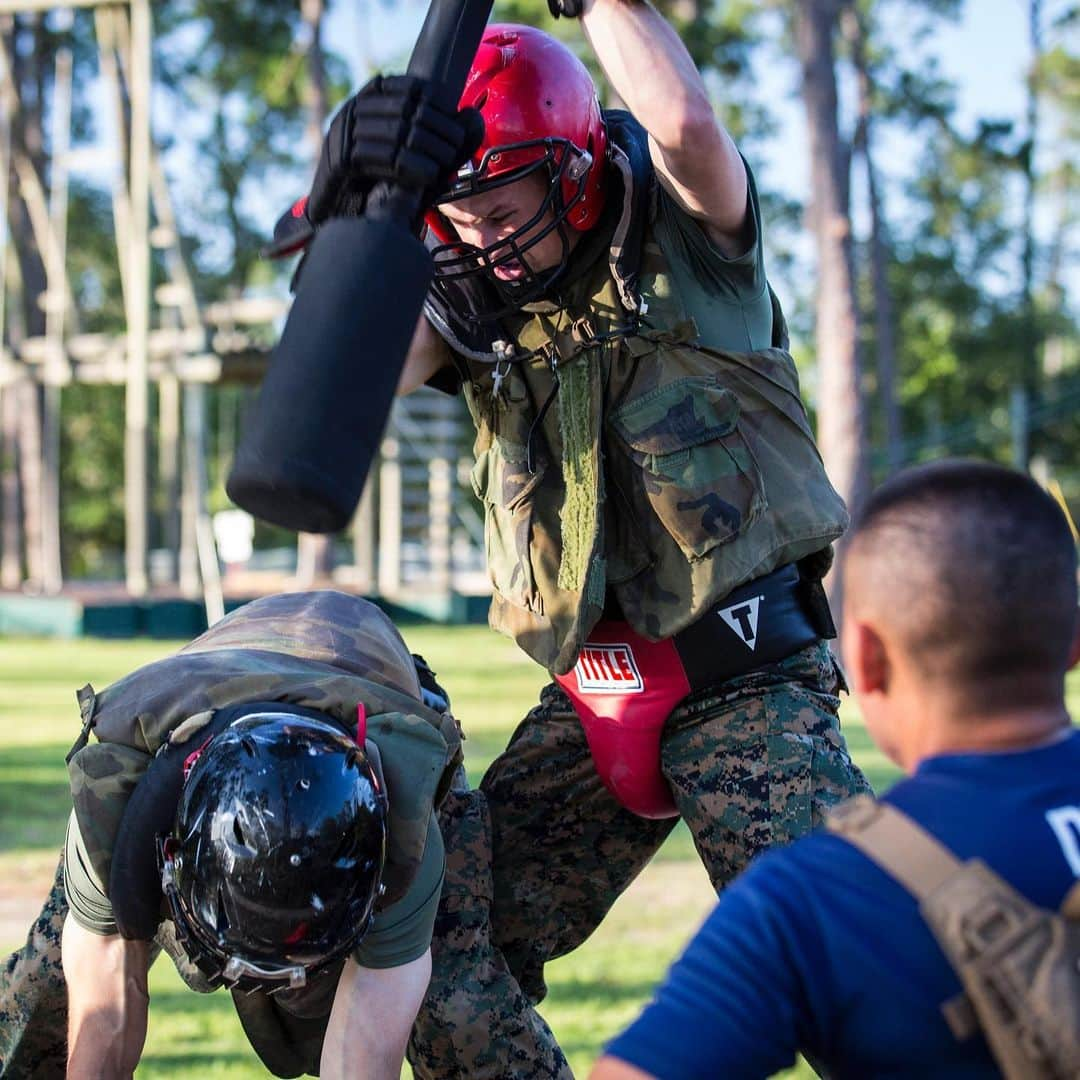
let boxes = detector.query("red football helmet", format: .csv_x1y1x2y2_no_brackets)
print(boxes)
427,24,609,318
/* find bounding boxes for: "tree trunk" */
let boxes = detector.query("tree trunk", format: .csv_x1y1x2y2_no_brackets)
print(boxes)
843,5,901,475
793,0,868,514
0,383,21,589
7,15,48,590
295,0,334,587
301,0,327,155
793,0,868,622
1014,0,1041,469
0,19,18,589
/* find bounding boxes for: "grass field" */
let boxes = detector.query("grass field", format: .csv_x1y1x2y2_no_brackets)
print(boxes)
3,628,1077,1077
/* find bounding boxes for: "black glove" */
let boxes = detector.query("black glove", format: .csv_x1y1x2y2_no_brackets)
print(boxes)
307,74,484,225
264,195,316,260
547,0,585,17
412,653,451,714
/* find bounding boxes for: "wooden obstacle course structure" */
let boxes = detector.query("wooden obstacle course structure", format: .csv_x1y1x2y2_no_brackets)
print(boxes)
0,0,488,628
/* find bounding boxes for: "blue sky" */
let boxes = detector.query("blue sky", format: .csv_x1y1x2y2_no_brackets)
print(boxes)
324,1,1039,167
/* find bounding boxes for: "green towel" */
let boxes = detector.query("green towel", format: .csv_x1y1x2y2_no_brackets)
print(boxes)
556,352,604,605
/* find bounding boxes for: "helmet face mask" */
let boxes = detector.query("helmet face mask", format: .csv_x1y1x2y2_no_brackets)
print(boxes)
426,24,608,324
430,138,594,320
158,709,387,992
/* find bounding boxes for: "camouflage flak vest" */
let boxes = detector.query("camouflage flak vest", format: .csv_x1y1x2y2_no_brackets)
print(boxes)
66,591,462,908
430,113,848,675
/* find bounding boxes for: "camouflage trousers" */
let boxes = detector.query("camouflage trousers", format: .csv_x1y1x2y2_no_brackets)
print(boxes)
408,640,871,1079
0,857,67,1079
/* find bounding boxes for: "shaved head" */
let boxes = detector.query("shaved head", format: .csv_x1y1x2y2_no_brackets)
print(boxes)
844,460,1078,712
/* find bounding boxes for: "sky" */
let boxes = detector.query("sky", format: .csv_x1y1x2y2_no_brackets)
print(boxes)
322,1,1039,169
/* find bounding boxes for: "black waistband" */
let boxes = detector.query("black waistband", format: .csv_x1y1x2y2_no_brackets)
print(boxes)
672,563,825,691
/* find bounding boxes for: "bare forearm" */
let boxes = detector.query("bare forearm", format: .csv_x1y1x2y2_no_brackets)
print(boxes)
580,0,712,151
578,0,747,241
590,1057,657,1080
63,918,150,1079
321,953,431,1080
67,1000,148,1080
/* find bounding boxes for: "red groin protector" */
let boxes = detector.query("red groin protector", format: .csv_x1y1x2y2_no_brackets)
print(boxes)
554,621,689,819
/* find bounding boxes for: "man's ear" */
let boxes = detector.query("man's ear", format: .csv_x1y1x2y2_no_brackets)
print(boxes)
843,619,890,697
1067,614,1080,672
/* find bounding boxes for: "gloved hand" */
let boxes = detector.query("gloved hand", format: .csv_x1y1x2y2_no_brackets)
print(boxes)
547,0,585,17
412,654,452,714
307,74,484,225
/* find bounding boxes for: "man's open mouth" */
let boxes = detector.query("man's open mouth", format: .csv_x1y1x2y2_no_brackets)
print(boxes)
493,258,527,281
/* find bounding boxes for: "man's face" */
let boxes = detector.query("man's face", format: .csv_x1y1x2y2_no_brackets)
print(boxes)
438,170,579,281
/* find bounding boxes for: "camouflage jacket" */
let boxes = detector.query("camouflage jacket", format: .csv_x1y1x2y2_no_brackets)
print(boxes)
429,116,848,675
66,591,462,908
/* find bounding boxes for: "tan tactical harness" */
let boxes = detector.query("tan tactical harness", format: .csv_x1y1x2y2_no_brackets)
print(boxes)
828,795,1080,1080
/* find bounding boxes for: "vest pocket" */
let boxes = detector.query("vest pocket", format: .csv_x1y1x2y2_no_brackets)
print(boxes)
471,438,546,612
611,378,767,560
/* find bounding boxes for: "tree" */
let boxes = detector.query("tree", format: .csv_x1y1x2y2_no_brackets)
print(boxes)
0,2,355,588
843,2,901,473
792,0,868,541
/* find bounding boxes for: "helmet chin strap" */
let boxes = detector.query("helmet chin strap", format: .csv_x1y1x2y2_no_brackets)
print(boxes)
222,955,308,991
490,225,572,310
541,174,621,303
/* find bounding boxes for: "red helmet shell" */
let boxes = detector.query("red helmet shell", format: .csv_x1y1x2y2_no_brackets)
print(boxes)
457,24,607,232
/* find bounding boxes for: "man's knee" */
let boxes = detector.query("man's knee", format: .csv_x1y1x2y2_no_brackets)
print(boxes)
410,971,571,1080
414,790,570,1079
665,652,870,883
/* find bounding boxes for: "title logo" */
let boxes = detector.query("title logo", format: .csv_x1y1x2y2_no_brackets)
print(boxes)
574,643,644,694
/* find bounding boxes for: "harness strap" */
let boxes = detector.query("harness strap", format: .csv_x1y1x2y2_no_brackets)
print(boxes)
1061,880,1080,920
830,794,1080,921
826,795,962,901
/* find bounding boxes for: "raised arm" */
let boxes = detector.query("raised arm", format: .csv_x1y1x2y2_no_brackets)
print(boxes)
320,950,433,1080
62,916,151,1079
577,0,749,252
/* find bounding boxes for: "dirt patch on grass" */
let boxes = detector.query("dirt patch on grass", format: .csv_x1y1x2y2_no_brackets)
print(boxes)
0,852,62,949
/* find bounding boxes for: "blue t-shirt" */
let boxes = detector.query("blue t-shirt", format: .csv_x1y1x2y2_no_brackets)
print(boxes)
606,730,1080,1079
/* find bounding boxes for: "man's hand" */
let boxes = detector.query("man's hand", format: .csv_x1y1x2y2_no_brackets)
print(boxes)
590,1059,657,1080
308,75,484,225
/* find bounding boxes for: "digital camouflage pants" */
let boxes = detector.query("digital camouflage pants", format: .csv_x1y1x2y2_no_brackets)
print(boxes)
407,641,871,1079
0,642,868,1079
0,858,67,1079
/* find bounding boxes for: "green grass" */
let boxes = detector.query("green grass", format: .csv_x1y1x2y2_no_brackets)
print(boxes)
3,629,1077,1077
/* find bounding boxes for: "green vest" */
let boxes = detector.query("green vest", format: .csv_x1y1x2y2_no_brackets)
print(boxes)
67,591,461,908
457,232,849,675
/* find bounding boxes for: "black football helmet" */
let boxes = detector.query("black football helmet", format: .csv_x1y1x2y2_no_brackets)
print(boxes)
158,705,387,992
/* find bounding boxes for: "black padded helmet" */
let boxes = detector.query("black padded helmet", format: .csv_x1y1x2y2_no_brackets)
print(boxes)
158,705,387,992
